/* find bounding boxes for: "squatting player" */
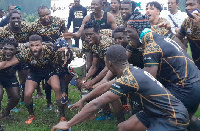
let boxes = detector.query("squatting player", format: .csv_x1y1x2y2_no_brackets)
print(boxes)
52,45,189,131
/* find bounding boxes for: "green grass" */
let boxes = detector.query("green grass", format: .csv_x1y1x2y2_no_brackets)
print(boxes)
1,85,118,131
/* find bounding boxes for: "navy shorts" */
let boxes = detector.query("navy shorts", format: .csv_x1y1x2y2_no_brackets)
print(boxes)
136,111,188,131
0,76,19,88
27,69,59,84
16,62,29,70
167,81,200,115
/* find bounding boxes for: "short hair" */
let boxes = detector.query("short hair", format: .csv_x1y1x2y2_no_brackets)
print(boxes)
146,1,162,12
121,1,137,13
176,0,179,4
2,38,18,48
29,34,42,42
186,0,200,3
37,5,50,13
9,10,22,18
113,26,126,35
84,20,100,33
106,45,128,66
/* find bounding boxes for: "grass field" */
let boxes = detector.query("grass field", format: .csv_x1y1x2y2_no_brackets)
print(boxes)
1,85,119,131
1,45,200,131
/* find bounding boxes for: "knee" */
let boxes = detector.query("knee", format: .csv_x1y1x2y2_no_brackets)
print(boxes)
11,94,20,102
118,122,126,131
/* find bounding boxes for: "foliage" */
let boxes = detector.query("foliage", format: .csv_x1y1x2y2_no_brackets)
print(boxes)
24,13,39,24
0,0,50,15
179,0,186,12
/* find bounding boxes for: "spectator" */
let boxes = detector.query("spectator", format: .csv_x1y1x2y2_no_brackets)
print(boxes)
161,0,188,34
67,0,87,48
102,0,110,12
0,5,16,27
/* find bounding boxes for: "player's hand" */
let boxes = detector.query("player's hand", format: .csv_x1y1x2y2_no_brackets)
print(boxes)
69,99,84,111
51,121,70,131
157,21,171,30
61,32,74,39
81,80,93,90
192,13,200,29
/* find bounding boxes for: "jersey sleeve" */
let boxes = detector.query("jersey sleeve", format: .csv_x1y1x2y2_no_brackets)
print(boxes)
143,33,162,67
179,18,188,36
82,41,90,52
110,76,139,97
15,49,29,62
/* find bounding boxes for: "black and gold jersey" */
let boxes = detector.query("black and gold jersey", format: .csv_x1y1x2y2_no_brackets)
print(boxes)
15,45,59,71
179,17,200,68
0,49,18,78
0,21,30,43
30,16,65,43
143,32,200,87
82,35,115,59
113,13,124,26
110,66,189,125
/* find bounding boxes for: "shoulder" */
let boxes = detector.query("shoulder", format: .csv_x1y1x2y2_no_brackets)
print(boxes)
100,35,114,46
143,32,162,55
31,19,40,26
116,67,139,89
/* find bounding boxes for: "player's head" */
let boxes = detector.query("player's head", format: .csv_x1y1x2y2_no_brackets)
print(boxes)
121,1,132,21
38,6,51,23
9,10,22,29
84,20,100,46
29,34,43,58
110,0,120,12
2,38,18,60
113,26,128,48
91,0,103,14
105,45,128,75
146,1,162,23
185,0,200,12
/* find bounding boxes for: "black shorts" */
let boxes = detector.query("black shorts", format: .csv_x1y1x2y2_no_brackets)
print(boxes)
0,76,19,88
167,81,200,114
136,111,188,131
26,69,59,84
16,62,29,70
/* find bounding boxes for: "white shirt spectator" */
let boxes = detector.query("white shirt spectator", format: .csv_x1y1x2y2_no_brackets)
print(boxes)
161,10,188,34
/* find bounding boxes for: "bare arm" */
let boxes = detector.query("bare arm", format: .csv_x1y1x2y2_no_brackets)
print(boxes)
70,80,115,111
0,56,19,69
88,65,109,86
126,51,132,59
143,66,158,78
86,51,93,72
52,90,119,131
107,12,117,30
92,70,114,88
85,56,100,81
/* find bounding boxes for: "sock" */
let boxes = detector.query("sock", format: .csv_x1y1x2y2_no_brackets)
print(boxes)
56,99,65,117
115,109,125,124
25,102,34,115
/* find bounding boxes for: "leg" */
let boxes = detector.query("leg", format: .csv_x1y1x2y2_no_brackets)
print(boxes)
118,114,147,131
48,75,66,119
18,69,29,103
111,100,125,124
24,80,38,115
3,87,20,116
